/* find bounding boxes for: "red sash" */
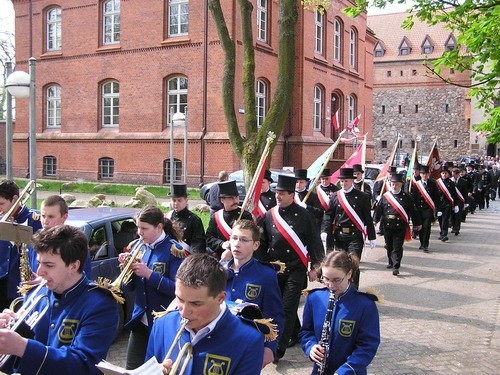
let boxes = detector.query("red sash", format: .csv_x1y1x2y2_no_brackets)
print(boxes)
316,186,330,210
254,200,267,219
337,190,367,237
214,210,232,240
454,179,465,203
384,192,412,241
271,207,308,268
415,181,436,211
436,178,454,205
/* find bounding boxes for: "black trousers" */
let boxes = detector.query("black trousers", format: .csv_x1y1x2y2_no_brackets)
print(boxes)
333,231,364,288
126,323,150,370
418,208,434,248
451,207,463,233
384,226,405,269
276,268,307,358
438,205,452,237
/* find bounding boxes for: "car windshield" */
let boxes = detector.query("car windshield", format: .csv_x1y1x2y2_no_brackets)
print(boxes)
365,168,380,180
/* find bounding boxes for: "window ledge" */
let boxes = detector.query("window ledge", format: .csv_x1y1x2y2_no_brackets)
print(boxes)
96,45,122,53
256,41,273,52
40,51,63,59
313,55,329,65
44,127,61,132
161,36,191,46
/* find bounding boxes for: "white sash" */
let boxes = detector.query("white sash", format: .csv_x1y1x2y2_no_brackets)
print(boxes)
337,190,367,236
415,180,436,211
436,178,454,204
271,207,308,268
384,192,409,224
214,209,232,240
316,186,330,210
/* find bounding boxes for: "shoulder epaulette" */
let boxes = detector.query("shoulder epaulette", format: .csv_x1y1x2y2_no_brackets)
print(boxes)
170,239,190,258
359,287,383,303
302,286,328,296
257,259,286,274
152,308,177,321
91,278,125,304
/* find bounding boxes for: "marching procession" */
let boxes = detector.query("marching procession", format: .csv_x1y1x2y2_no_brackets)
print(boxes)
0,147,498,375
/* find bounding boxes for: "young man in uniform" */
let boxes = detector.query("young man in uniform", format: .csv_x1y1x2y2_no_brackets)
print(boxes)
255,170,277,222
146,253,265,374
206,180,252,260
294,169,324,227
352,164,372,200
166,183,206,253
436,166,458,242
0,225,118,375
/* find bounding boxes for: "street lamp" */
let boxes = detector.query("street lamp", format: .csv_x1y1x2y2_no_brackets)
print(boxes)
5,58,37,208
169,109,187,190
172,109,187,184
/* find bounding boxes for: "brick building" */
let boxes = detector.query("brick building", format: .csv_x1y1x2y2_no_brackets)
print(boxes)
368,12,472,163
10,0,375,186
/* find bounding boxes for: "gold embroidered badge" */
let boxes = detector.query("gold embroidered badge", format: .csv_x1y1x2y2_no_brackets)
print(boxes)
245,283,261,300
59,319,79,344
339,319,356,337
152,262,166,275
203,354,231,375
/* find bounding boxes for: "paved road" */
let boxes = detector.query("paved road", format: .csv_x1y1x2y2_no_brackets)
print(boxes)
105,199,500,374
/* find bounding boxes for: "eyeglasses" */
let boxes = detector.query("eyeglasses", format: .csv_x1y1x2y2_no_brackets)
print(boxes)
321,275,347,285
229,235,254,244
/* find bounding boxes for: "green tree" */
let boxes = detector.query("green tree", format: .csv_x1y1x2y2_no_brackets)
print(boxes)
344,0,500,143
208,0,297,185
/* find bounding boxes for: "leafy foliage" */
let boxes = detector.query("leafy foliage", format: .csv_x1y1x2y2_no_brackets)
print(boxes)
344,0,500,143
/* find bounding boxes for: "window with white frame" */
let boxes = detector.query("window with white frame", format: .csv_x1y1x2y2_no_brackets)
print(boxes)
313,85,323,131
167,76,188,125
421,37,433,54
164,158,182,183
349,28,357,68
256,80,267,128
168,0,189,37
334,19,342,62
103,0,120,45
347,95,356,124
102,81,119,127
257,0,268,43
315,10,324,55
46,85,61,128
399,39,411,55
46,7,62,51
99,157,114,180
43,156,57,177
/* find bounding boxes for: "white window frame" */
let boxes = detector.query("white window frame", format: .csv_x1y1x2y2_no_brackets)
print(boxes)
103,0,120,45
257,0,268,43
347,95,356,124
313,85,323,131
99,157,115,180
168,0,189,37
43,156,57,177
167,76,188,125
46,7,62,51
334,19,342,62
46,85,61,128
256,79,267,128
314,10,324,55
165,158,182,183
349,28,357,68
102,81,119,128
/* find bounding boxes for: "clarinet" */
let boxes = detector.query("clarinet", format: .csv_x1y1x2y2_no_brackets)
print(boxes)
318,290,336,375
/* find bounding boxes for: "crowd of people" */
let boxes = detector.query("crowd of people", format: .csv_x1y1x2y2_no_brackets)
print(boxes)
0,154,496,374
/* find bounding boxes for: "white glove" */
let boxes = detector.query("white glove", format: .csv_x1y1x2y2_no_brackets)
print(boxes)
465,204,469,208
297,201,307,208
320,232,327,242
369,240,376,249
437,211,443,217
454,206,459,213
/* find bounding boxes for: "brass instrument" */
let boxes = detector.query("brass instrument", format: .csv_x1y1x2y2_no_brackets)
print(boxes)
110,241,148,289
0,280,49,367
162,318,193,375
0,180,36,223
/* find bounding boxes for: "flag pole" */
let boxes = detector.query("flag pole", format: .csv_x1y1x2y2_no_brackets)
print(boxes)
361,133,367,191
302,129,346,204
374,139,399,205
427,138,438,162
407,141,418,193
239,132,276,219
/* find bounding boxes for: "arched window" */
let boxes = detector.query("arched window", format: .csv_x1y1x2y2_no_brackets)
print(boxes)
333,18,342,62
256,79,267,128
46,7,62,51
101,81,120,127
168,0,189,37
314,10,325,55
99,157,115,180
46,85,61,128
167,76,188,125
349,28,358,68
43,156,57,177
313,85,324,131
103,0,120,45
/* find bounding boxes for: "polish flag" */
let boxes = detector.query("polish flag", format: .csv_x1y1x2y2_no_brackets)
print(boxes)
347,114,361,130
332,110,340,131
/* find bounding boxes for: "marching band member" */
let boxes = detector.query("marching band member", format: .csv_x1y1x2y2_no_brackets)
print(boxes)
205,180,252,261
166,183,206,253
118,205,184,370
146,253,265,375
0,180,42,310
257,174,323,361
451,168,468,236
321,168,376,288
223,219,284,367
300,251,380,375
435,165,458,242
0,225,118,375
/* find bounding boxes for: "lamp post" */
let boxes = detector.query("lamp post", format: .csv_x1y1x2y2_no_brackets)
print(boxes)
5,61,13,180
172,110,187,184
5,57,37,208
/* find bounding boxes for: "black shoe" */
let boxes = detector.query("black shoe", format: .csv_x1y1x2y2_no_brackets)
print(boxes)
377,231,383,236
455,232,459,236
386,264,393,269
438,235,443,240
418,246,424,250
393,268,400,276
423,247,429,253
441,236,449,242
287,338,298,348
451,230,456,234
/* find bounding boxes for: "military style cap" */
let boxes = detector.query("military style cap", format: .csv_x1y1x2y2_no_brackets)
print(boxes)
352,164,364,173
275,175,297,192
218,180,239,197
338,168,355,179
391,173,405,183
263,170,273,183
320,169,331,178
294,169,309,181
168,183,188,198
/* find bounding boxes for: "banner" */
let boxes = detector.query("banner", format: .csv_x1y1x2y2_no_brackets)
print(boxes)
331,139,365,185
375,140,399,183
427,139,442,180
347,114,361,130
332,110,340,131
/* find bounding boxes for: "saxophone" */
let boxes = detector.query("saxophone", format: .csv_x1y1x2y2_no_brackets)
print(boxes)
318,290,336,375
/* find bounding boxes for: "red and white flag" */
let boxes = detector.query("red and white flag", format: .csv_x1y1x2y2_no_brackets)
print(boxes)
331,139,364,185
249,157,268,219
347,114,361,130
332,110,340,131
427,139,442,180
375,140,398,183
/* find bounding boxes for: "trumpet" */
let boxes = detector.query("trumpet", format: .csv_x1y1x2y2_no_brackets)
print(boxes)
0,280,49,367
0,180,36,223
111,241,148,289
162,318,192,375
